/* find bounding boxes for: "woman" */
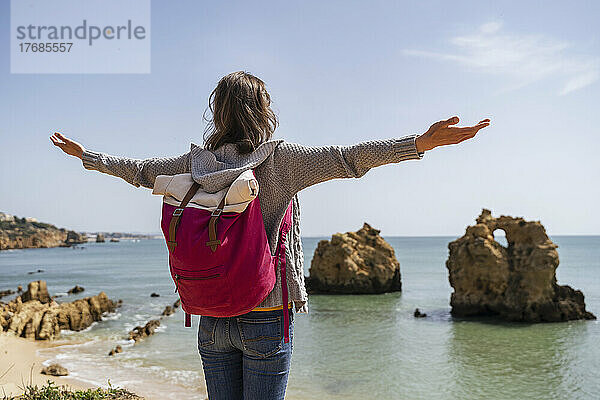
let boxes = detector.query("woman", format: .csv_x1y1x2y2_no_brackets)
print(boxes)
51,71,490,400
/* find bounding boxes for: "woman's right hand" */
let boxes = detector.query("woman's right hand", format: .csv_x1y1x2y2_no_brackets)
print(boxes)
50,132,85,159
415,116,490,153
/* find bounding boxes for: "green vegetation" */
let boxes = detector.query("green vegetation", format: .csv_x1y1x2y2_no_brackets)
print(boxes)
2,381,142,400
0,217,61,242
0,219,58,232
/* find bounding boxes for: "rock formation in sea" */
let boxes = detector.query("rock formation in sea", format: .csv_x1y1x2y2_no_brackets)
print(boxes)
128,319,161,343
413,308,427,318
67,285,85,295
109,298,181,355
0,212,87,250
65,230,87,246
108,345,123,356
305,223,401,294
447,209,596,322
21,280,51,303
96,233,106,243
0,280,120,340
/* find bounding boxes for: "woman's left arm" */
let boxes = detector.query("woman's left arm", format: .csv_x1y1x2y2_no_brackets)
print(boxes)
50,132,191,189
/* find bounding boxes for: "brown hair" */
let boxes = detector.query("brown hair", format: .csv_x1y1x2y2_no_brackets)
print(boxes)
203,71,278,154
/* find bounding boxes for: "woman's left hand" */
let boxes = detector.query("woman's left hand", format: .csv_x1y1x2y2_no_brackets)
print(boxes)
50,132,86,159
415,116,490,153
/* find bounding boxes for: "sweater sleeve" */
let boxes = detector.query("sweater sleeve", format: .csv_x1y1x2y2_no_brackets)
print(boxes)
81,150,191,189
272,134,423,195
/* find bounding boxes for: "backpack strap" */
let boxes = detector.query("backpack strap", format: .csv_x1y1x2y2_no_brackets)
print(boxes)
167,181,201,252
205,195,226,252
276,200,294,344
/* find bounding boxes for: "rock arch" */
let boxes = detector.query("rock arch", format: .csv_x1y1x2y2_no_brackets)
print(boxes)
446,209,595,322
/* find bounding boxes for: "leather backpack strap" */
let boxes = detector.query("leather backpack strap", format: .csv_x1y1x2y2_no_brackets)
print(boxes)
167,181,201,252
205,194,226,252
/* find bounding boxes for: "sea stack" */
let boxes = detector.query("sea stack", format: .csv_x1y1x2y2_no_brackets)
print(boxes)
446,209,595,322
306,223,401,294
64,230,87,246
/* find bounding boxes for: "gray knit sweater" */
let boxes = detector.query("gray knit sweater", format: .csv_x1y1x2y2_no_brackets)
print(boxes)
81,135,424,313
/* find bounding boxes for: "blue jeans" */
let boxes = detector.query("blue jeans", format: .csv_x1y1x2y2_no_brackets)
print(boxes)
197,308,294,400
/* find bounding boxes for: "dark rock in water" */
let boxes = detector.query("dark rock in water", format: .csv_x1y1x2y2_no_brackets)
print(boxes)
17,285,22,292
27,269,44,275
447,209,596,322
0,289,15,299
108,345,123,356
110,238,120,243
67,285,85,295
128,319,161,343
96,234,105,243
161,306,174,316
150,293,160,297
173,299,181,308
41,363,68,376
306,223,402,294
414,308,427,318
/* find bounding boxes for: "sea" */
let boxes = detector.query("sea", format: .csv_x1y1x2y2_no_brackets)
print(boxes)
0,236,598,400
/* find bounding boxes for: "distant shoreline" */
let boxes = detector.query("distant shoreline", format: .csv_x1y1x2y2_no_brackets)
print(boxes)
3,234,600,252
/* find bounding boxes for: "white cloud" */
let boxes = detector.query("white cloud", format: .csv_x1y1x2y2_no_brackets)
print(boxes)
403,21,599,95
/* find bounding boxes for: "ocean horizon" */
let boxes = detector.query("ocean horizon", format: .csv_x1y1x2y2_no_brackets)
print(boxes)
1,236,599,399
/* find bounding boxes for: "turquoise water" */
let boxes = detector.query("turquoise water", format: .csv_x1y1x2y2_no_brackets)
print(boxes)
0,237,598,399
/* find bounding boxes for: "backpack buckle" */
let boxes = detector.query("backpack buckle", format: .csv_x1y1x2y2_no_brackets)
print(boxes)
211,208,222,217
173,208,184,217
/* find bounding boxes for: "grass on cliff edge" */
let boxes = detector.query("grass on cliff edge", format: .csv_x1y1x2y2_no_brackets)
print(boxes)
2,380,143,400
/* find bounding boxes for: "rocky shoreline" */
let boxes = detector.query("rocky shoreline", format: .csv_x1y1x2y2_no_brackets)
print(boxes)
0,211,158,251
0,280,121,340
0,279,185,398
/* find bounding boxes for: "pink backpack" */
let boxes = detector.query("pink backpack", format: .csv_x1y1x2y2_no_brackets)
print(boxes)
153,169,293,343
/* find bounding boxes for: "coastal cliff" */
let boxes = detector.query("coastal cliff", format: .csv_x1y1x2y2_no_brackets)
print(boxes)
447,209,596,322
0,212,86,250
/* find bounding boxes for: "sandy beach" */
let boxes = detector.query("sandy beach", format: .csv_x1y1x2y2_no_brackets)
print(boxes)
0,333,96,397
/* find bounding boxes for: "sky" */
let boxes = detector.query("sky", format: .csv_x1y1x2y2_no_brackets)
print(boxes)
0,0,599,237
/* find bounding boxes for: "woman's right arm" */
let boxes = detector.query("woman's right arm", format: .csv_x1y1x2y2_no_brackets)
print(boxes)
50,132,191,189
